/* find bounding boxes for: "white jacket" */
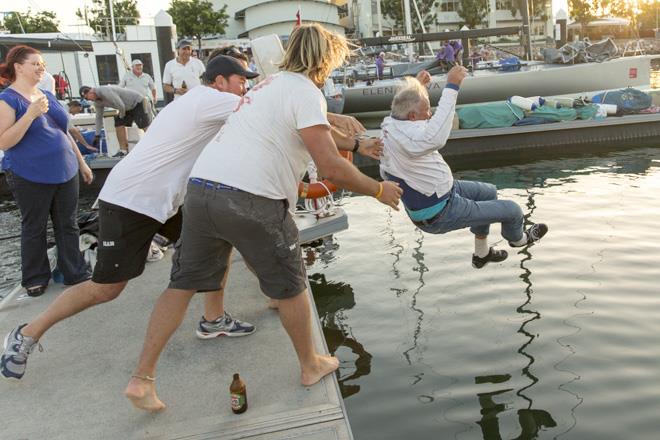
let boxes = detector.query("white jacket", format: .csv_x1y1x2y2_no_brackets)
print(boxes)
380,87,458,197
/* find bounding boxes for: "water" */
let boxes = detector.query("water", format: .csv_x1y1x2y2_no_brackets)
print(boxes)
0,196,96,296
308,147,660,440
1,148,660,438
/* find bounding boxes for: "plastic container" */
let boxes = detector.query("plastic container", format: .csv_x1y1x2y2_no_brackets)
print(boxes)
251,34,285,77
508,96,537,111
597,103,618,115
553,97,575,108
527,96,546,107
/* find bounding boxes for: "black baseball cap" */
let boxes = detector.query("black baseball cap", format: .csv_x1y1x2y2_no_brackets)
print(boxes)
204,55,259,82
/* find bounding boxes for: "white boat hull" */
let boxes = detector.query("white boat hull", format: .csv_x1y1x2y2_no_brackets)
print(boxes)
338,55,656,115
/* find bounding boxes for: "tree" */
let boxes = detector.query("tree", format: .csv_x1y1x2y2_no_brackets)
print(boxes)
507,0,552,21
2,9,60,33
76,0,140,38
457,0,489,29
608,0,657,34
167,0,229,49
568,0,598,35
380,0,439,34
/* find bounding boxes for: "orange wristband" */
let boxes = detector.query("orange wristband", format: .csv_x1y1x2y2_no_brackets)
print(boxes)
375,182,383,199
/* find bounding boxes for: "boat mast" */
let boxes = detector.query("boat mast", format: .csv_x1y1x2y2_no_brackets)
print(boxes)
108,0,117,42
376,0,383,36
403,0,414,61
519,0,532,60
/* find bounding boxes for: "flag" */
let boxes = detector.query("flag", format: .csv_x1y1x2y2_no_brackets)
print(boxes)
295,6,301,27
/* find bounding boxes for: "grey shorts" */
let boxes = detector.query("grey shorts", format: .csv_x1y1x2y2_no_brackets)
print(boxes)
168,180,306,299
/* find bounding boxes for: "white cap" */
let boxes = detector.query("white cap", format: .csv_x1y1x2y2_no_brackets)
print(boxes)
131,59,143,66
379,52,385,57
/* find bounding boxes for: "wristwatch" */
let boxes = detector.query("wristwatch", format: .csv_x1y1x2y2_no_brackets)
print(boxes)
352,137,360,153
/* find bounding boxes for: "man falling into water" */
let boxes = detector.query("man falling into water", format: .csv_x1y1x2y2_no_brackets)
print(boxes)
380,66,548,268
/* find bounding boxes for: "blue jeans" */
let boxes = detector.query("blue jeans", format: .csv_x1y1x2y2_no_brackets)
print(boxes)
5,171,90,288
413,180,524,242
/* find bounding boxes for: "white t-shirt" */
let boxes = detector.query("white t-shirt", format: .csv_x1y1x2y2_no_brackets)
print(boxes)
162,57,205,100
191,72,328,208
98,86,239,223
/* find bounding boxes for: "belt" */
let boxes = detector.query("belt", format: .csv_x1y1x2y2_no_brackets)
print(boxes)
412,205,447,228
410,191,452,228
189,178,242,192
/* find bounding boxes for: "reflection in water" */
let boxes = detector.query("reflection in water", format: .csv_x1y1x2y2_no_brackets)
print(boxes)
310,273,372,399
474,190,557,439
403,228,427,365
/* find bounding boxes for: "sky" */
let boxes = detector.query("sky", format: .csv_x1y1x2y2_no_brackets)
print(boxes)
2,0,571,34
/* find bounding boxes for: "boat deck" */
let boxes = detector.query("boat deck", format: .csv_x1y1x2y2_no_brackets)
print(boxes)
0,212,353,439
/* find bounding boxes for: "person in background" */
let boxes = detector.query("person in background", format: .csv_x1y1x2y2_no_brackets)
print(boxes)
436,41,455,70
248,58,257,74
66,100,97,154
450,40,464,65
0,55,259,384
124,23,402,412
120,59,157,106
380,66,548,269
79,84,152,157
375,52,385,80
162,39,205,101
207,45,248,64
53,73,69,100
0,45,93,300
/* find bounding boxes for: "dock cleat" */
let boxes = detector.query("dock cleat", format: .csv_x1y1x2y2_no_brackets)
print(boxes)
1,324,41,380
509,223,549,248
196,312,255,339
472,247,508,269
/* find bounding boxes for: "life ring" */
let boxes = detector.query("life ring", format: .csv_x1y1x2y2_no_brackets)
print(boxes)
298,150,353,199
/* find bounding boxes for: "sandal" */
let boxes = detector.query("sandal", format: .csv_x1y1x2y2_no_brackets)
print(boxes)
25,285,47,297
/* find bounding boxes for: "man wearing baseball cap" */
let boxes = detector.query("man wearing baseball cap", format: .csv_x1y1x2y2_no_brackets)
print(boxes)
120,59,157,105
162,39,206,101
1,55,260,388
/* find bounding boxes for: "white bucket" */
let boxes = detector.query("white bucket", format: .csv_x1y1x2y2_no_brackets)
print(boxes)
251,34,285,77
508,96,537,111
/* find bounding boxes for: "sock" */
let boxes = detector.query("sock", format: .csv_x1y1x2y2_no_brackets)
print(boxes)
510,232,528,247
474,237,489,258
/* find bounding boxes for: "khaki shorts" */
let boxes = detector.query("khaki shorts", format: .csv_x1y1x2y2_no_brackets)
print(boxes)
168,180,306,299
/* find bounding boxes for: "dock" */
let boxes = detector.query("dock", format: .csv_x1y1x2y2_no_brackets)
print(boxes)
0,212,353,439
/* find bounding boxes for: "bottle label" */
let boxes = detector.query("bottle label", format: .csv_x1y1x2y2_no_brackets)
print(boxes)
231,393,246,410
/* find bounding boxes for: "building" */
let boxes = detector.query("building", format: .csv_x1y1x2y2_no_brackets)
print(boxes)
347,0,553,39
0,25,166,102
216,0,347,40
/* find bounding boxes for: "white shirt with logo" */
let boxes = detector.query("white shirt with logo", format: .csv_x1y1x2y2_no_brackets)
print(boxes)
162,57,205,100
99,86,239,223
191,72,328,208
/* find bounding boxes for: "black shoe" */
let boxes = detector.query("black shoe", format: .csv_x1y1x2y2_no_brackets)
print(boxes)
472,247,508,269
25,285,47,297
509,223,548,248
112,150,127,158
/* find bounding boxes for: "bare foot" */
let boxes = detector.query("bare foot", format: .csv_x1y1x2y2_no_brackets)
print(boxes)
268,299,279,310
125,377,166,412
301,354,339,386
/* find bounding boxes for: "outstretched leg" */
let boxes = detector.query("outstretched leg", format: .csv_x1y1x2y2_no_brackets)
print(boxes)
23,280,127,340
